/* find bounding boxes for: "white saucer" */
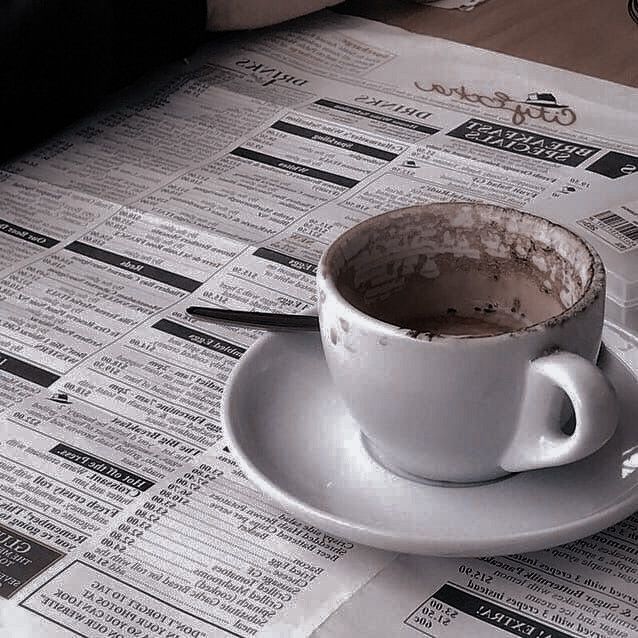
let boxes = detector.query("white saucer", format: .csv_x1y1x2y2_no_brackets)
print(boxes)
222,322,638,556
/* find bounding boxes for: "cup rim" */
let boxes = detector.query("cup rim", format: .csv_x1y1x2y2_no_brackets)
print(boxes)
317,202,606,342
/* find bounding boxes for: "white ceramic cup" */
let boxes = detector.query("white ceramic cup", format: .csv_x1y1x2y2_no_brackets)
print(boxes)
317,203,618,483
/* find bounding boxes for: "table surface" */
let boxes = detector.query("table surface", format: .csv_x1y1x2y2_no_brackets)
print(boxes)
339,0,638,88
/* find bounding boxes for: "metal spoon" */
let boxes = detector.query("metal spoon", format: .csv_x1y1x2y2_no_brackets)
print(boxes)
186,306,320,331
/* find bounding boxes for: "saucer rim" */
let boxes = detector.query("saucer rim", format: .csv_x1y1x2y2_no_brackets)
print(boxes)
222,321,638,556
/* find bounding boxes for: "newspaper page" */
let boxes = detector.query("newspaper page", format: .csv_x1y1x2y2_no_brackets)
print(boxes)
1,10,638,638
313,516,638,638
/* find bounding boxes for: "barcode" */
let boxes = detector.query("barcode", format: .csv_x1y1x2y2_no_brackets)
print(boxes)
594,211,638,241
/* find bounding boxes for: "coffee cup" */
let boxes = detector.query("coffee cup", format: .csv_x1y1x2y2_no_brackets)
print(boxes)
316,202,618,483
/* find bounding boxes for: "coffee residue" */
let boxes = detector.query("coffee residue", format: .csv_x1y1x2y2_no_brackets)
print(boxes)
330,203,595,338
387,311,530,337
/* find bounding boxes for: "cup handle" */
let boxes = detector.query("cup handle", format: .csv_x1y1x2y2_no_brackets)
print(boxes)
500,351,618,473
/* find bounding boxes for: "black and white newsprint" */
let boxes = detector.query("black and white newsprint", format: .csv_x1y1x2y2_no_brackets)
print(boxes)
1,12,638,638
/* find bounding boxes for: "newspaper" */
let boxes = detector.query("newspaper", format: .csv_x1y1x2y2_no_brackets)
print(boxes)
1,10,638,637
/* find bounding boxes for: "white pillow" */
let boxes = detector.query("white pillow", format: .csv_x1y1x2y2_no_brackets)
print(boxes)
207,0,343,31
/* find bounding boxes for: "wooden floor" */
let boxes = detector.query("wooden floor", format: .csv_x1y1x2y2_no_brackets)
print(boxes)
339,0,638,87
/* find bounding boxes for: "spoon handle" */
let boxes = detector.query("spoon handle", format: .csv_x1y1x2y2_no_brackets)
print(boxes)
186,306,320,331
